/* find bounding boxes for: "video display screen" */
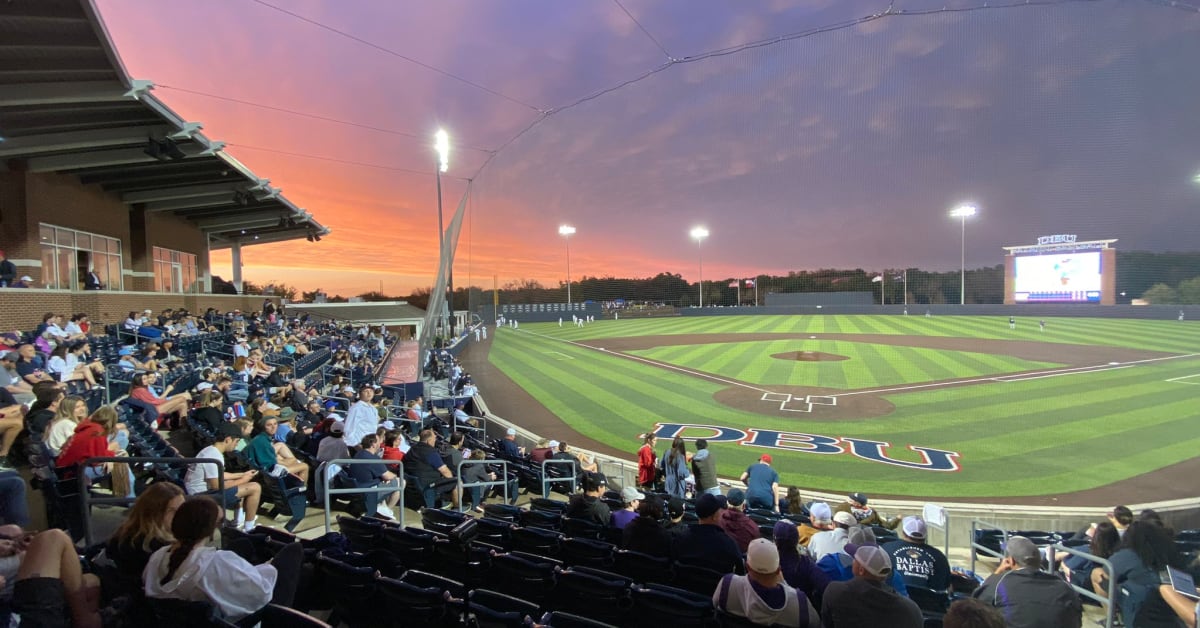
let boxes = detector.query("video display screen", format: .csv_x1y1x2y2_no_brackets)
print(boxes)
1013,251,1102,303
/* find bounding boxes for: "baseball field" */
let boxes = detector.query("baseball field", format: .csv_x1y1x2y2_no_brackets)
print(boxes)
477,314,1200,503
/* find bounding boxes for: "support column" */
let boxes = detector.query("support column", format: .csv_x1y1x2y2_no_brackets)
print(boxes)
201,235,213,293
231,241,243,294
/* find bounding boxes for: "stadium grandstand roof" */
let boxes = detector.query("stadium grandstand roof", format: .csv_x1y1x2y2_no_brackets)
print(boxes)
0,0,330,249
288,302,427,324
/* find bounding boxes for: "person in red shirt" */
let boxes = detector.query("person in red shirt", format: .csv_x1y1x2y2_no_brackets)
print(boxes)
637,433,658,490
380,429,407,474
56,405,134,497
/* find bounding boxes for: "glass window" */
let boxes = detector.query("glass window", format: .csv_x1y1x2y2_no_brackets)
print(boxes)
151,246,198,294
37,224,123,290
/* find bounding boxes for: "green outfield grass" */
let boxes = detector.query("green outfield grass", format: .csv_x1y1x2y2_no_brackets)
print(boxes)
487,315,1200,498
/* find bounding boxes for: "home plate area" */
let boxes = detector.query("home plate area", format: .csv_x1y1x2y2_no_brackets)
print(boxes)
761,392,837,413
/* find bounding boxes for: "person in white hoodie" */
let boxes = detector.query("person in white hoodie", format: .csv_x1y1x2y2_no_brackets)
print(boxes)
144,496,300,621
713,538,820,627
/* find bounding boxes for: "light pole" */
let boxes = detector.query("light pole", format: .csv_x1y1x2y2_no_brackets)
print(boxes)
558,225,575,304
690,226,709,307
435,129,452,338
950,204,977,305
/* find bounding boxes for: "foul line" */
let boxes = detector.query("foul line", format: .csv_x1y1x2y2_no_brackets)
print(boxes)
833,352,1200,398
516,328,772,393
1165,373,1200,385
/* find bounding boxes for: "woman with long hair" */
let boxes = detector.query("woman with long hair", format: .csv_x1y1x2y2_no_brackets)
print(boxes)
106,483,184,594
44,395,87,457
637,433,658,490
662,436,692,499
192,391,226,435
128,372,191,422
46,343,101,388
56,406,134,498
1058,521,1120,591
1101,521,1183,627
144,496,300,620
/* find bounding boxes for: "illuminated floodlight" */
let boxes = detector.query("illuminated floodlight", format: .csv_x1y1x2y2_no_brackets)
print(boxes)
690,226,709,240
949,203,978,305
558,225,576,236
435,128,450,173
950,204,978,218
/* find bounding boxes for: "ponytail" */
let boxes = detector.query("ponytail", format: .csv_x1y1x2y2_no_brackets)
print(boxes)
161,539,200,585
161,496,221,585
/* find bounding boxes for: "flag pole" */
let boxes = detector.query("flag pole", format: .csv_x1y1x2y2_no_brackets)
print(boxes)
737,279,741,307
904,269,908,306
755,277,758,306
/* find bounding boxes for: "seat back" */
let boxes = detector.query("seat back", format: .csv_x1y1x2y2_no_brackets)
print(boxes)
560,537,616,568
561,516,604,540
629,583,715,628
378,526,434,569
421,507,468,535
539,611,619,628
510,526,563,557
336,515,382,552
672,562,727,597
469,589,541,628
905,584,951,615
613,549,673,585
520,508,563,531
374,576,449,627
553,567,631,622
490,552,559,603
145,597,239,628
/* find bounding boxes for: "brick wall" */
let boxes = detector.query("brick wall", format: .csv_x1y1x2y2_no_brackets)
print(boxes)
0,290,279,332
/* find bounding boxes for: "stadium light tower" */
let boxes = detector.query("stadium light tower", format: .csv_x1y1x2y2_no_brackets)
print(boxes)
690,226,709,307
435,128,453,337
950,203,978,305
559,225,576,304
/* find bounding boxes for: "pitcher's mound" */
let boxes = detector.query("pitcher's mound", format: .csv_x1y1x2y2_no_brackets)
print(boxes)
771,351,848,362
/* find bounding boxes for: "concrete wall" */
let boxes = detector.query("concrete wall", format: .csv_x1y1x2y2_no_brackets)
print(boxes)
679,304,1200,321
765,291,876,306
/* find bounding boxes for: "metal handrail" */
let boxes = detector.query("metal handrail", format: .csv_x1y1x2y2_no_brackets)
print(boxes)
1053,544,1116,628
540,459,577,498
322,458,406,532
456,459,509,512
79,455,226,546
970,518,1010,574
923,504,951,559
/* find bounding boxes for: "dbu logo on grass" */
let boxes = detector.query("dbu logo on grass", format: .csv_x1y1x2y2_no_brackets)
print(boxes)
650,423,961,472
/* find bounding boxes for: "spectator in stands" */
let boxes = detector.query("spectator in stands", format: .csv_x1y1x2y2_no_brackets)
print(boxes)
42,313,86,344
25,383,63,436
316,420,349,463
216,375,249,404
0,250,14,287
64,313,89,337
1058,521,1119,593
499,427,524,459
144,496,301,621
0,350,35,405
1100,521,1182,627
943,598,1005,628
635,434,658,489
129,372,191,425
741,454,780,512
405,429,456,509
46,343,101,389
186,422,263,532
611,486,643,529
565,471,611,526
553,440,598,473
352,434,403,520
0,389,23,468
461,448,516,510
288,379,310,415
191,391,227,435
714,538,821,627
691,438,719,496
882,515,951,591
5,527,103,628
56,405,134,498
718,488,761,553
1108,505,1135,537
106,482,184,596
823,544,923,627
232,335,250,359
772,520,830,607
1158,584,1200,628
809,511,857,561
662,436,692,499
818,525,909,596
835,492,901,530
44,394,87,457
153,338,183,366
798,502,833,547
343,385,380,451
664,496,689,539
450,402,479,431
675,493,742,574
379,429,406,471
123,311,142,332
529,438,554,465
244,348,274,380
246,416,309,484
972,535,1082,628
15,343,55,386
623,494,672,558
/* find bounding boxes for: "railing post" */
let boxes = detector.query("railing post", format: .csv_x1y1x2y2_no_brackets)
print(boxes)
455,459,509,512
540,459,577,498
322,458,406,533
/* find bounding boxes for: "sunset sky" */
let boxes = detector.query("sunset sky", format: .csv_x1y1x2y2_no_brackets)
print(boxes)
94,0,1200,297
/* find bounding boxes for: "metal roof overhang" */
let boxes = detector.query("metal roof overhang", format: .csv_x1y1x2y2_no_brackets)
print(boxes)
0,0,330,250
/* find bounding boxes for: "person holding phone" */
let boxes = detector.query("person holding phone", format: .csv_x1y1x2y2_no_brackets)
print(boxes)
184,423,263,533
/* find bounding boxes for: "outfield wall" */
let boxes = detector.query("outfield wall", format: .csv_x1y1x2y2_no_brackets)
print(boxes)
676,304,1199,321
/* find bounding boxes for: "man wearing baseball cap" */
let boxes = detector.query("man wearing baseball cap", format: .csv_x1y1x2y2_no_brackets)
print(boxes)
0,350,34,406
798,502,834,547
882,515,951,591
674,492,742,574
713,538,820,627
834,492,901,530
611,486,644,529
740,453,780,512
822,545,923,627
809,510,859,562
564,472,611,526
719,488,762,553
971,536,1081,628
